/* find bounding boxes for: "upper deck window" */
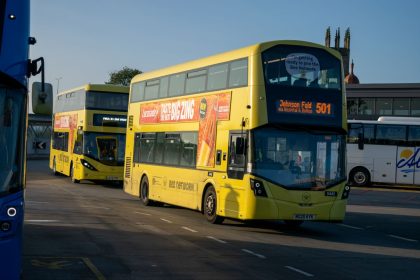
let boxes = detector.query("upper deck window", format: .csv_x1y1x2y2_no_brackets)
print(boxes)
169,73,186,97
186,69,207,94
228,59,248,88
145,80,160,100
207,63,228,91
86,91,129,112
262,45,342,90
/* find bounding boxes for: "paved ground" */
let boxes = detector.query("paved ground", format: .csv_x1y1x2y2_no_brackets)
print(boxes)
23,160,420,279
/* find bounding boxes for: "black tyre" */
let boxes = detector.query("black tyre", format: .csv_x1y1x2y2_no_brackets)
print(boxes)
203,186,224,224
52,158,58,176
70,163,80,184
350,167,370,187
140,176,152,206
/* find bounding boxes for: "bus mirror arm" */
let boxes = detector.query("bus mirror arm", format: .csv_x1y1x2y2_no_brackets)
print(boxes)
28,57,45,92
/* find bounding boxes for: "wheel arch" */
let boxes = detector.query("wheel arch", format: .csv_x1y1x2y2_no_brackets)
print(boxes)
200,181,216,213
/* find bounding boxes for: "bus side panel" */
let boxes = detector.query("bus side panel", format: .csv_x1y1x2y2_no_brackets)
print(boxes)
371,145,396,184
415,147,420,185
347,143,373,181
396,146,415,185
216,176,245,219
0,191,25,280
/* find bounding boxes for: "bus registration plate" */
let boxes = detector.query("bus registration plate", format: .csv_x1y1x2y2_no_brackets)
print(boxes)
106,176,119,180
293,214,316,220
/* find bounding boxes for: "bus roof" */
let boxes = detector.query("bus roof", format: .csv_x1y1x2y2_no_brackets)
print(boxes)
377,116,420,123
131,40,341,83
57,84,129,97
349,117,420,125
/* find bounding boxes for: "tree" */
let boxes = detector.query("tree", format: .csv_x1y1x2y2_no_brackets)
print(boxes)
106,66,142,86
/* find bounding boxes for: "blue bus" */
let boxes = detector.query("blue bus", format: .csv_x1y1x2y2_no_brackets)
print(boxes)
0,0,49,278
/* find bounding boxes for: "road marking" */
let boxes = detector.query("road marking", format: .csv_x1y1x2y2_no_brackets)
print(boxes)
388,234,418,242
25,220,59,223
285,266,314,277
206,236,227,244
80,205,110,210
160,218,172,223
31,259,72,269
134,211,151,216
241,249,266,259
347,205,420,217
82,257,106,280
136,223,171,235
182,226,198,233
26,201,49,204
339,224,364,230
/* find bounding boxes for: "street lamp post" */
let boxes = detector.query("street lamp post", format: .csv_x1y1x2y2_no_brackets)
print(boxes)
54,77,62,95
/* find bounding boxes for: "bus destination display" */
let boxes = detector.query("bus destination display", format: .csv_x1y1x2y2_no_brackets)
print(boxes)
276,99,334,117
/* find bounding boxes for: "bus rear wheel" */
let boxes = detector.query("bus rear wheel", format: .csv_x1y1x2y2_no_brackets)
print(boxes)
140,176,152,206
350,167,370,187
203,186,224,224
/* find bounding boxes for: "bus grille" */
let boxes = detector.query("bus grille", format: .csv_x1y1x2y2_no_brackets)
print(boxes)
125,157,131,178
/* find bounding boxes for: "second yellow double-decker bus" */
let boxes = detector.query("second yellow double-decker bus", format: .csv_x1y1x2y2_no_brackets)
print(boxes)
50,84,129,184
124,40,349,225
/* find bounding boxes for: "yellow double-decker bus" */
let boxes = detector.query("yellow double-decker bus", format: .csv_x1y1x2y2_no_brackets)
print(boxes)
124,41,349,225
50,84,129,184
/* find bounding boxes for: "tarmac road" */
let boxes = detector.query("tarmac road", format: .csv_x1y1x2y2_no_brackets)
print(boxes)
23,160,420,279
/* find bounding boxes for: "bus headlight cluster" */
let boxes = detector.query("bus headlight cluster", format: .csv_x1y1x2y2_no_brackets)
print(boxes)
341,185,351,199
250,179,267,197
81,159,97,171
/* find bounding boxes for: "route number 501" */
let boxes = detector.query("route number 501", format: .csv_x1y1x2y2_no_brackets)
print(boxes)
316,102,331,115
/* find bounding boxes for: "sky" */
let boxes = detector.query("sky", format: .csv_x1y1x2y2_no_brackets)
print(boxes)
29,0,420,92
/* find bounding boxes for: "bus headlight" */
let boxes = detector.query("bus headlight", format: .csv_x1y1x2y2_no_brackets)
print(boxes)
341,185,351,199
7,207,17,217
250,179,267,197
81,159,98,171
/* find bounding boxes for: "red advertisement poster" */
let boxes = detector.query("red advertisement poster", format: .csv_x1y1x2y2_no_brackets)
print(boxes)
196,95,218,167
139,92,232,168
139,92,231,125
54,114,78,152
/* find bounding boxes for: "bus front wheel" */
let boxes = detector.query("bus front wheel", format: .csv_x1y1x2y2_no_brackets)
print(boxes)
350,167,370,187
203,186,224,224
70,163,80,184
52,158,58,176
140,176,152,206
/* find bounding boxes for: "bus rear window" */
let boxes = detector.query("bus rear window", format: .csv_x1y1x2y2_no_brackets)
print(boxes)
262,45,342,90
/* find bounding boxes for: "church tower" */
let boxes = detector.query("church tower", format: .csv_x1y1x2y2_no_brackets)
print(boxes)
325,27,351,77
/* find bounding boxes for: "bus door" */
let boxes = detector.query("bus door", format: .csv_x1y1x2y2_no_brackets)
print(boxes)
396,146,415,185
372,145,397,184
414,147,420,185
374,124,405,184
